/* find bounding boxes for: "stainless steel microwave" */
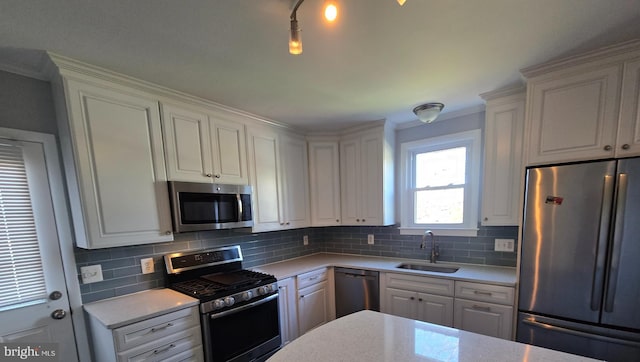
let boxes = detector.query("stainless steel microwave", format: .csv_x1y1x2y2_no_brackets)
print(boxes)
168,181,253,233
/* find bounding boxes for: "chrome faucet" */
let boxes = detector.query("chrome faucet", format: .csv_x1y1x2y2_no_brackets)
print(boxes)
420,230,439,263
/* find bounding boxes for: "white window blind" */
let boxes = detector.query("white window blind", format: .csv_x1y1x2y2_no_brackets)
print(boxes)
0,142,47,309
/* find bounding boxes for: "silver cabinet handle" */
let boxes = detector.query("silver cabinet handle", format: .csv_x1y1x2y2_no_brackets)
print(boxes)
604,145,612,151
153,344,176,355
151,322,173,333
215,174,221,178
621,144,630,150
473,290,492,296
472,305,491,312
206,173,212,177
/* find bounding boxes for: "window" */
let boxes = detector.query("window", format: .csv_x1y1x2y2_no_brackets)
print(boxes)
0,141,47,310
400,129,481,236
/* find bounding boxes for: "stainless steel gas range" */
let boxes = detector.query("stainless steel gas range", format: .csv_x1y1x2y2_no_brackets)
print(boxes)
164,245,281,362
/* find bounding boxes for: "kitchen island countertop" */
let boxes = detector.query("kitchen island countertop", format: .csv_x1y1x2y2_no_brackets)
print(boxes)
268,310,598,362
254,253,516,286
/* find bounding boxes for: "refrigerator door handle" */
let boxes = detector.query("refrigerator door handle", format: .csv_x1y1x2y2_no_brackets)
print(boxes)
604,173,628,313
522,318,640,348
591,175,615,311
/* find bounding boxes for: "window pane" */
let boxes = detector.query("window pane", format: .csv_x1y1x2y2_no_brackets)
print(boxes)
0,143,47,309
415,188,464,224
415,147,466,188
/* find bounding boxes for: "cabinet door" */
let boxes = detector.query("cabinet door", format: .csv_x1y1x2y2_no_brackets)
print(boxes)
616,57,640,157
385,288,418,320
340,136,361,225
161,102,213,182
247,128,283,232
280,134,310,229
482,97,524,226
417,293,454,327
298,281,329,335
64,80,173,248
526,65,621,165
454,299,513,340
277,278,298,345
210,117,248,184
359,131,383,225
308,141,341,226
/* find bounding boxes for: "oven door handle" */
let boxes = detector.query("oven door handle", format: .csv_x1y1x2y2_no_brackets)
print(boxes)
210,293,278,320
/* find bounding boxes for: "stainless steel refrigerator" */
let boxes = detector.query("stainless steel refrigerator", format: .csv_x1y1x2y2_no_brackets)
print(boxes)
517,158,640,361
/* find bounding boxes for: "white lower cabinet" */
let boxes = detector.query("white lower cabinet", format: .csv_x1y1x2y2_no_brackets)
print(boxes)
296,268,335,336
88,306,202,362
382,273,454,327
277,277,298,346
381,273,515,340
453,281,515,340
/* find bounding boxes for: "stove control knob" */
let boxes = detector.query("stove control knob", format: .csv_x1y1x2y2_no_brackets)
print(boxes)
257,286,270,295
213,299,225,310
241,291,253,301
224,296,235,307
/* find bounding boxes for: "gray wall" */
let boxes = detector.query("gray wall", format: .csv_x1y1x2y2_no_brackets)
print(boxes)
1,70,516,305
0,71,58,135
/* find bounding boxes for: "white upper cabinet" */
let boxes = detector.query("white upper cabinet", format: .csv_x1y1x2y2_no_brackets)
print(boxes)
617,57,640,156
307,139,341,227
280,133,311,229
523,40,640,165
161,101,248,184
55,77,173,248
480,88,525,226
339,124,395,226
247,125,310,232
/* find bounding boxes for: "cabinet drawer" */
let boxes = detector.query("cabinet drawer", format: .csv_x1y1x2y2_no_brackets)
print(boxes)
385,273,454,297
455,281,514,305
117,325,202,362
297,268,328,289
453,299,513,340
113,306,199,351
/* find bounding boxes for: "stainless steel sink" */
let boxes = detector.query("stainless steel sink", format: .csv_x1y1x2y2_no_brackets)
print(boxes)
396,263,459,273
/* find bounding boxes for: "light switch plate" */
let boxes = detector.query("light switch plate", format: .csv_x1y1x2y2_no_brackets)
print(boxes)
80,264,103,284
495,239,515,252
367,234,374,245
303,235,309,245
141,258,154,274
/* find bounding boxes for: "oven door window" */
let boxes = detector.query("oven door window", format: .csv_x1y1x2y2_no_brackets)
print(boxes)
179,192,239,224
208,297,280,362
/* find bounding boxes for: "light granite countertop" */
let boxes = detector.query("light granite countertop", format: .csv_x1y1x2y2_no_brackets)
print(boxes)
254,253,516,286
268,310,598,362
83,288,199,329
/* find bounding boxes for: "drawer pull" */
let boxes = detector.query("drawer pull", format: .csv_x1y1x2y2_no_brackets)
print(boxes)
472,305,492,312
153,343,176,355
473,291,493,296
150,323,173,333
308,276,319,281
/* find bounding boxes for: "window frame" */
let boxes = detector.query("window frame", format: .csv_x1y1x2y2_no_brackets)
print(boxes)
399,129,481,236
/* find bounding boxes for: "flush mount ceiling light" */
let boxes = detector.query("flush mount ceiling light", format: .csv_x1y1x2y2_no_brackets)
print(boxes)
413,103,445,123
289,0,404,55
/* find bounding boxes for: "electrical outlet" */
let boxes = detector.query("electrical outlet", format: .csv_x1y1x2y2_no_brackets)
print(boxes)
141,258,154,274
494,239,515,252
303,235,309,246
80,264,103,284
367,234,374,245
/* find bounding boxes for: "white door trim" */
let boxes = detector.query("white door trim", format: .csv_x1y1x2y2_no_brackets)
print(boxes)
0,127,91,362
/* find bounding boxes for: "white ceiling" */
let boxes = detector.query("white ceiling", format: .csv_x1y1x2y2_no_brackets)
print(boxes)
1,0,640,131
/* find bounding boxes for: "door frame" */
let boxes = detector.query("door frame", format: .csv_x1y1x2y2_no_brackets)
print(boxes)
0,127,91,361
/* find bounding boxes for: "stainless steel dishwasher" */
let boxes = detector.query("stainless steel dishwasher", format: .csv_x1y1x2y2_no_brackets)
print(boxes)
334,267,380,318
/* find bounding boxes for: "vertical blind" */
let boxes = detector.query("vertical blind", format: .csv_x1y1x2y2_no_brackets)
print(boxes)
0,142,47,309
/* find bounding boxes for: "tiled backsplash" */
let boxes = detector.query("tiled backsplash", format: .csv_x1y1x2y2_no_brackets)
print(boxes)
75,224,518,303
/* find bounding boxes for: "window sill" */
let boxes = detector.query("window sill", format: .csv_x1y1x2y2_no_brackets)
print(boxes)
398,227,478,237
